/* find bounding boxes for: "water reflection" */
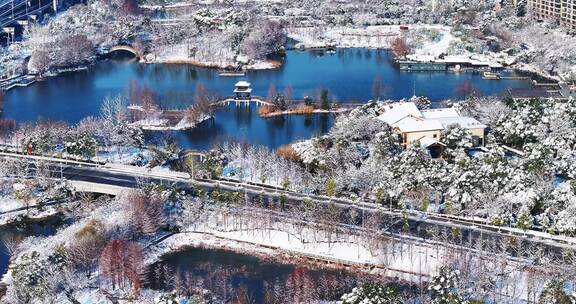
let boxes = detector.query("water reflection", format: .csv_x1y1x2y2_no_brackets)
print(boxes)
148,247,404,304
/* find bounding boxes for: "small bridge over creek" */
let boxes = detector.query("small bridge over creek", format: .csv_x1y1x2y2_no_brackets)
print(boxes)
107,45,142,58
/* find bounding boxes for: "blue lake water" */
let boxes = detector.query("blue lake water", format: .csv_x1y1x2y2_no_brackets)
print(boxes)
1,49,531,149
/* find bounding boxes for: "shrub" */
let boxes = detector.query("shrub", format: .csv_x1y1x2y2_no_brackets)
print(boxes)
11,250,66,302
539,280,576,304
258,105,279,116
276,145,301,162
68,220,107,272
325,178,337,197
294,103,315,114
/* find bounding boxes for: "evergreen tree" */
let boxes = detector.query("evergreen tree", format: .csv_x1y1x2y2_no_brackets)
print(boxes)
320,89,330,110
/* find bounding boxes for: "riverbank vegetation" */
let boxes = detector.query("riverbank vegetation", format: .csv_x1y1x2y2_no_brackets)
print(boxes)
1,0,289,79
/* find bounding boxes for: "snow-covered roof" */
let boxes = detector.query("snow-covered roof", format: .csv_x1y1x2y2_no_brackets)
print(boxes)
394,116,444,133
377,102,422,125
234,87,253,93
377,102,486,134
235,81,251,87
421,108,460,119
406,54,436,62
236,55,250,64
436,116,487,129
419,137,447,149
436,55,471,64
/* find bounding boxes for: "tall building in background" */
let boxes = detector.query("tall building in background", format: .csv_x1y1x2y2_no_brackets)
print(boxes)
528,0,576,29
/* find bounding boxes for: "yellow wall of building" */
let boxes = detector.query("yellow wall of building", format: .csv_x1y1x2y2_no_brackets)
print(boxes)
401,127,485,146
469,128,485,138
402,130,443,145
469,128,486,145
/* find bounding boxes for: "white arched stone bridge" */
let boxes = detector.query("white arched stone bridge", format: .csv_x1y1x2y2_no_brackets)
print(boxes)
108,45,142,58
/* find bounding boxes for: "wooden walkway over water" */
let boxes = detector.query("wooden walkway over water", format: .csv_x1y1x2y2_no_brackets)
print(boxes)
211,96,366,108
211,97,274,107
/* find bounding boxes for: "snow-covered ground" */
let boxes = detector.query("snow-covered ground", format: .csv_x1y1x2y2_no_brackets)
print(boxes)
93,146,151,165
289,24,455,55
145,42,279,70
410,26,456,58
129,113,213,131
148,212,443,282
259,107,351,118
0,200,63,226
130,117,170,130
0,180,71,226
0,198,24,214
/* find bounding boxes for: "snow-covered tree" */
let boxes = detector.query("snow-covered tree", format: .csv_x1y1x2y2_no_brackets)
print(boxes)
428,267,468,304
341,283,400,304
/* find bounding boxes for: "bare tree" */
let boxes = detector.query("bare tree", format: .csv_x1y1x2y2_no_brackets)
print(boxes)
101,95,127,126
124,191,166,235
68,220,107,275
267,84,277,103
99,240,143,296
391,37,411,58
57,34,94,67
283,85,294,108
242,20,287,60
194,83,213,116
140,86,158,114
1,231,23,256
